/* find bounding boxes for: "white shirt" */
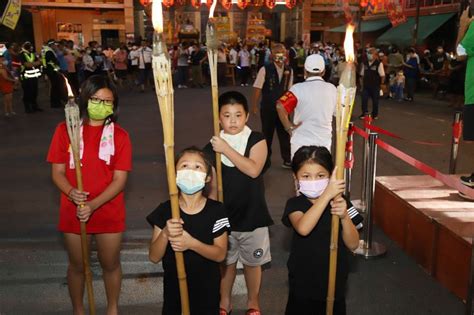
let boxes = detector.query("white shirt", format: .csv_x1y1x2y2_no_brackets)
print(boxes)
253,63,294,89
129,49,140,66
239,50,250,67
138,47,152,69
288,76,337,155
229,49,238,65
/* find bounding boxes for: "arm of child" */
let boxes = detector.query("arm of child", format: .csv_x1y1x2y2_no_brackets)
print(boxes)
289,171,345,236
51,163,89,204
211,137,267,179
169,230,228,262
149,218,184,263
208,167,218,201
77,170,128,222
330,196,359,251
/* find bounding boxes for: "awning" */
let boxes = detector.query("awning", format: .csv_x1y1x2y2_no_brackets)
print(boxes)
375,13,455,47
328,19,391,33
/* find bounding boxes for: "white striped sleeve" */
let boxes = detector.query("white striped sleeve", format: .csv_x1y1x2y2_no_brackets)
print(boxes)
212,217,230,234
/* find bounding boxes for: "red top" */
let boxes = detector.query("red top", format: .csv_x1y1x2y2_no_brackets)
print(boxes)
47,122,132,234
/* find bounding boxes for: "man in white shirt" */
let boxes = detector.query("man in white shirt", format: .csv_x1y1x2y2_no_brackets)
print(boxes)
137,41,152,92
277,54,337,158
359,47,385,119
128,44,140,85
238,45,251,86
253,44,293,168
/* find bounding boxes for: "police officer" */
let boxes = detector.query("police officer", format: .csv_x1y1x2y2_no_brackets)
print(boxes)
276,54,337,158
19,41,42,113
252,43,293,168
42,39,65,108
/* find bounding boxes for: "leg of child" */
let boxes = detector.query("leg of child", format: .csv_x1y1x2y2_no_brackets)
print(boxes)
96,233,123,315
243,265,262,310
220,263,237,312
64,233,91,315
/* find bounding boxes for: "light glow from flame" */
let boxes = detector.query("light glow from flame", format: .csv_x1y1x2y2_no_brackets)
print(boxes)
209,0,217,18
152,0,164,34
344,24,355,63
64,76,74,98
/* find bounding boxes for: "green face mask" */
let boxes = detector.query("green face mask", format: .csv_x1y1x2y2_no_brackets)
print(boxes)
87,100,114,121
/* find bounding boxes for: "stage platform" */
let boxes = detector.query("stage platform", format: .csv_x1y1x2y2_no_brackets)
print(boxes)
374,175,474,306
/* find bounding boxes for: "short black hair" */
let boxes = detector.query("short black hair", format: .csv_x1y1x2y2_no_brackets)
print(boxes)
175,146,212,178
292,146,334,175
218,91,248,114
79,75,119,124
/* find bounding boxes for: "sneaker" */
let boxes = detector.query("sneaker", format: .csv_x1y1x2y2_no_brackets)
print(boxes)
241,83,245,86
10,111,16,115
459,191,474,201
177,84,183,89
461,173,474,187
5,113,10,117
282,161,292,169
372,115,379,120
358,113,369,120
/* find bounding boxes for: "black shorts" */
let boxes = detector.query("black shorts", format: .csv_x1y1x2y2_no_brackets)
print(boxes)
464,105,474,141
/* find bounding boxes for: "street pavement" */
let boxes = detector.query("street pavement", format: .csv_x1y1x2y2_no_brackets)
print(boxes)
0,80,472,314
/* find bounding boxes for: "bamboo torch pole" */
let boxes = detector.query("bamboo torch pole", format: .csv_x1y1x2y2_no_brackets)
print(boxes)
151,1,190,314
63,79,96,315
326,24,357,315
206,0,224,202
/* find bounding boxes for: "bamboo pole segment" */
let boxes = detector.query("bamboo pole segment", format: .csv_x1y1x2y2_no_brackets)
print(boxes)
326,24,357,315
64,91,96,315
151,1,190,314
206,1,224,202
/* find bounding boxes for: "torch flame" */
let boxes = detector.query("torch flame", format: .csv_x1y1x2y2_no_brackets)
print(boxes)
209,0,217,19
64,75,74,98
343,24,355,63
152,0,164,34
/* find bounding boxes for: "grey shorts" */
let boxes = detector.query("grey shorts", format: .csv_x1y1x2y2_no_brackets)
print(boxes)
225,227,271,267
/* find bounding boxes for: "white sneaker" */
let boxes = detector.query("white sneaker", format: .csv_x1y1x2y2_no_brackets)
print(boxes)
178,85,183,89
5,113,10,117
11,111,16,115
182,85,188,89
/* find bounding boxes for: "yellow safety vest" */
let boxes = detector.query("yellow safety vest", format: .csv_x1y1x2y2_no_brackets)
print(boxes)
21,50,42,80
41,46,60,72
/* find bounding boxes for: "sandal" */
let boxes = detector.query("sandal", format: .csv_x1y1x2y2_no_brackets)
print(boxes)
246,309,261,315
219,308,232,315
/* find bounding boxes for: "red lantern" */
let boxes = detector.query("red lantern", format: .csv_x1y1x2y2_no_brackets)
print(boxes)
221,0,232,10
285,0,296,9
360,0,368,7
252,0,264,6
265,0,275,9
206,0,213,7
191,0,201,8
237,0,248,9
176,0,186,5
139,0,152,6
162,0,174,7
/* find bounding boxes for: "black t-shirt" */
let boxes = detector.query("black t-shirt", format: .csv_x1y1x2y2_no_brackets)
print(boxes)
204,131,274,232
146,199,229,314
282,195,358,300
432,53,448,71
190,49,205,66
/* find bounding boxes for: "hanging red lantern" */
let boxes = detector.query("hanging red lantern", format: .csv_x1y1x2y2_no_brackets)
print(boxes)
252,0,264,7
191,0,201,8
206,0,213,8
176,0,186,5
237,0,248,9
162,0,174,7
285,0,296,9
360,0,369,7
139,0,152,6
221,0,232,10
265,0,275,9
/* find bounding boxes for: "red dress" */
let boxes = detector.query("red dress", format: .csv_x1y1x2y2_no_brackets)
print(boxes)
0,67,14,95
47,122,132,234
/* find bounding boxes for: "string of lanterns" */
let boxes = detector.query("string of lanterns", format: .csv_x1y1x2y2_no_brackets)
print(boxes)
139,0,301,9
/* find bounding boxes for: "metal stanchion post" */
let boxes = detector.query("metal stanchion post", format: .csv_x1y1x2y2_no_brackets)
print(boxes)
360,118,370,212
344,122,354,199
354,132,387,259
449,111,462,174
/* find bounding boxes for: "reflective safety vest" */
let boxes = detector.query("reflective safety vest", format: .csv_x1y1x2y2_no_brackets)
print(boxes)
41,46,60,72
20,50,42,80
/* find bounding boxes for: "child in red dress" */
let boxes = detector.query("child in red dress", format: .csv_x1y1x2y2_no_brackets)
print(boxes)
47,75,132,315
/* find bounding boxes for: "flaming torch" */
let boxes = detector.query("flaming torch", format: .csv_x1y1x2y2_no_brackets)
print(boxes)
63,77,96,315
326,24,357,315
151,1,190,314
206,0,224,202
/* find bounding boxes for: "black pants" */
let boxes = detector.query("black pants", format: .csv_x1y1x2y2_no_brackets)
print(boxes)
47,71,66,108
406,77,416,100
361,86,380,117
21,78,39,112
240,66,250,85
260,103,291,164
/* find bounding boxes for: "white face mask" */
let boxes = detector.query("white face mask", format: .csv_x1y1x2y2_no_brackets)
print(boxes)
299,178,330,199
176,169,207,195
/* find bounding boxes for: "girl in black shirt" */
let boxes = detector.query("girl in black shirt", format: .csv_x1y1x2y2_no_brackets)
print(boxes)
147,147,230,315
282,146,359,315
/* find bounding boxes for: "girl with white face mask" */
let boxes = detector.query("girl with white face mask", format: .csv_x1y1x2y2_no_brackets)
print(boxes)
282,146,362,315
147,147,230,314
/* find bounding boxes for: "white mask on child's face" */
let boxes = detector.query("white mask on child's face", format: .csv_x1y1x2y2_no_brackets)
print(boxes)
176,169,206,195
299,178,329,199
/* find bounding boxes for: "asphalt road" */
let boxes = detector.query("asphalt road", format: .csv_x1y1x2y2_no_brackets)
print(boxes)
0,80,472,314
